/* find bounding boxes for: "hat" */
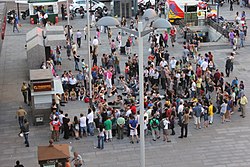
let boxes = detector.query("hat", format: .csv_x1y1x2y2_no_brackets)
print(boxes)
148,103,153,107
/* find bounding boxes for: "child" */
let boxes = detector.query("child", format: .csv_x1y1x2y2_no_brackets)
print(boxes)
97,124,105,149
203,108,209,128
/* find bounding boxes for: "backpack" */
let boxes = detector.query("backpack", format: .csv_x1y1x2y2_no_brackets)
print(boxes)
213,106,217,113
151,119,158,129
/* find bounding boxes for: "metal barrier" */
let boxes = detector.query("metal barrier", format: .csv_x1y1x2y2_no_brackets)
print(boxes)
206,18,230,38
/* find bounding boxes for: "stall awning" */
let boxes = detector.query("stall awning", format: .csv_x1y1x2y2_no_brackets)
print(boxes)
54,77,64,94
44,34,66,46
30,2,58,6
28,0,58,3
15,0,28,4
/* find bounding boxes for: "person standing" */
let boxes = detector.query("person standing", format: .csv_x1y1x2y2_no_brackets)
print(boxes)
14,160,24,167
72,152,83,167
87,108,94,136
170,26,176,47
150,116,160,141
178,110,189,138
230,0,234,11
21,82,27,104
208,102,214,124
225,57,232,77
161,115,171,142
61,4,65,20
129,115,139,144
240,94,248,118
63,113,70,139
104,116,112,142
21,119,30,147
117,116,125,139
193,103,202,129
97,124,105,149
50,117,61,142
79,113,87,137
76,30,82,48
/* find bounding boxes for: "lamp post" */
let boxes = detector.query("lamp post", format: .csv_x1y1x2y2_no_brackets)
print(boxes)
86,0,93,107
97,12,172,167
66,0,71,57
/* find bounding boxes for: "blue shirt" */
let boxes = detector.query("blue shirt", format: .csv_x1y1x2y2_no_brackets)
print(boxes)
193,106,202,117
129,119,138,128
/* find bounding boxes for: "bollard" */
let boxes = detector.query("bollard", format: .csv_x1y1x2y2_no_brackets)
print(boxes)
30,18,34,24
55,16,58,24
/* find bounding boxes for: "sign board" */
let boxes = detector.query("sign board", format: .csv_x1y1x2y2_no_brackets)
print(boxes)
28,0,58,3
33,82,52,92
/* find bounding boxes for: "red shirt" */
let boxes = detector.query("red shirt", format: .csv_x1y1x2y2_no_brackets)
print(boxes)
130,105,137,115
196,67,202,78
50,120,61,131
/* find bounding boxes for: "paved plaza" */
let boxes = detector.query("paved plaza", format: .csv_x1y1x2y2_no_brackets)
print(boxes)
1,2,250,167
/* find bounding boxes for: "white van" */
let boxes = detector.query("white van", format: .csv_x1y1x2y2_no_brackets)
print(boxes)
70,0,106,12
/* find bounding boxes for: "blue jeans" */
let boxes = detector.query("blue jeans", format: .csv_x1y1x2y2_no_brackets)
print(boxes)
80,126,87,137
98,136,104,149
88,122,94,136
24,133,29,146
18,116,24,129
75,61,79,70
240,39,244,47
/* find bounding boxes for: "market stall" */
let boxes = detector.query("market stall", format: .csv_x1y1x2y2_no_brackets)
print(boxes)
15,0,66,24
30,69,63,125
38,141,70,167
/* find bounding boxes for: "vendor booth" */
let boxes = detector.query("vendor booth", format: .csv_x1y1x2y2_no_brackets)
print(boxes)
38,141,71,167
26,26,65,69
30,69,64,125
15,0,66,24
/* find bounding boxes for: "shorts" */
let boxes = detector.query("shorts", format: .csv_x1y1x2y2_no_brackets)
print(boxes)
194,116,201,125
220,112,225,117
163,129,168,135
130,129,138,136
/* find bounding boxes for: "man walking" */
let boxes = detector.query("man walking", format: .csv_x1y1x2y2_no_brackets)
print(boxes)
76,30,82,48
239,29,245,48
13,15,19,33
21,119,30,147
16,106,27,130
225,57,232,77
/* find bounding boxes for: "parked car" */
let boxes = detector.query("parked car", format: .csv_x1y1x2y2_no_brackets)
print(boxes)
69,0,106,13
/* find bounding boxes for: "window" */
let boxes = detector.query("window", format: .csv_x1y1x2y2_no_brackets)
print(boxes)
186,6,197,12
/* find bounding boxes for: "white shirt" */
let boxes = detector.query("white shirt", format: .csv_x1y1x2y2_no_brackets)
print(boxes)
79,116,87,127
125,109,132,117
61,77,68,83
92,38,99,46
163,119,170,129
170,59,177,69
87,112,94,123
191,81,196,91
160,60,168,67
58,114,65,124
178,104,184,114
69,77,77,85
76,31,82,39
201,61,208,71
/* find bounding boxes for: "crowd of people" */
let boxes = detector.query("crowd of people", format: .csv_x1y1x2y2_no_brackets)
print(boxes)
39,14,249,153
